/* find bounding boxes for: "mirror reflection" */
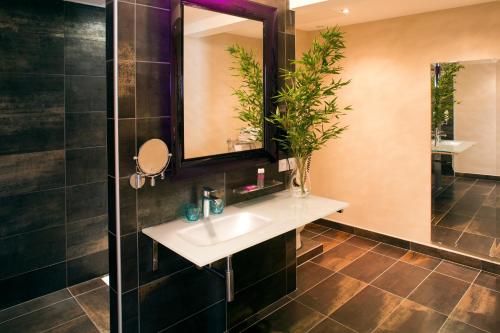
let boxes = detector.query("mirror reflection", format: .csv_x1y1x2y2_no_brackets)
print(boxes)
183,5,264,159
431,59,499,261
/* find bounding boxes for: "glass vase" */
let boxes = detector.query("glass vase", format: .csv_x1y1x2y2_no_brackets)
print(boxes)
290,155,311,198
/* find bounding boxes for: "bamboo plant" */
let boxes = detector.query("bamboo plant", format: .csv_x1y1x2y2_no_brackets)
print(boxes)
227,44,264,142
269,27,351,197
431,62,464,132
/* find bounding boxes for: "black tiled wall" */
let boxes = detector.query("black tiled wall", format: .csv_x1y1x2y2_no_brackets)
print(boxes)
0,0,108,309
108,0,296,331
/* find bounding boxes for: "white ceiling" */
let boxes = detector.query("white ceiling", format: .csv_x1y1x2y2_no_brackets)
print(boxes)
294,0,495,31
65,0,105,7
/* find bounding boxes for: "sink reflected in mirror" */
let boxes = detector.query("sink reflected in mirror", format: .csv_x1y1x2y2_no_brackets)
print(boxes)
177,212,272,246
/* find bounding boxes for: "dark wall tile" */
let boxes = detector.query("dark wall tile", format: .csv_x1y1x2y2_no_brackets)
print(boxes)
118,2,135,61
66,147,107,186
67,249,109,286
136,62,170,117
137,117,171,149
137,0,170,9
0,111,64,155
119,177,138,235
136,5,170,62
117,119,137,177
66,112,106,149
64,2,105,40
0,225,66,280
65,76,106,113
0,188,65,238
138,233,192,285
228,269,287,329
0,263,66,310
0,74,64,154
122,289,139,333
0,150,65,197
66,181,108,222
65,37,106,76
67,215,108,259
118,61,136,118
107,120,116,176
139,267,225,332
108,232,118,291
161,300,225,333
230,234,286,292
0,1,64,74
106,3,114,61
121,233,138,292
106,60,114,117
137,173,224,228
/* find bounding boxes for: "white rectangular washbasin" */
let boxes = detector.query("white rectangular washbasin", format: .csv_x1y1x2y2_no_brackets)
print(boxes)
142,191,349,267
177,212,272,246
432,140,476,154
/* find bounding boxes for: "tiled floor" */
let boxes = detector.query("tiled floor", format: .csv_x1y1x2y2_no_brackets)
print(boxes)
432,177,498,261
0,277,110,333
244,221,499,333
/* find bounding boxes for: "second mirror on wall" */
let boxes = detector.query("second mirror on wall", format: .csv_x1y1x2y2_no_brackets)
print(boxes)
431,58,499,262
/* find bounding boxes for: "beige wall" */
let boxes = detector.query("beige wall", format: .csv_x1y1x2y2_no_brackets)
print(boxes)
454,61,497,176
299,2,500,245
184,33,262,158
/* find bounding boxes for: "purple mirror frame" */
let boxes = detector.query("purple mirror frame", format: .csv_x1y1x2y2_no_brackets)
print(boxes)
171,0,278,177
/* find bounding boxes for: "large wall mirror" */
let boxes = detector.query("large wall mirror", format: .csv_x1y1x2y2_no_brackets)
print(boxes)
173,0,278,174
431,59,499,262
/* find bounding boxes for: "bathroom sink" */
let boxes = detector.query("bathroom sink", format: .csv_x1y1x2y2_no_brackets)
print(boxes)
432,140,476,154
176,212,272,246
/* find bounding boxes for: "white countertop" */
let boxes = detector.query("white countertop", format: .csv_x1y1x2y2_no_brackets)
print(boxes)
142,191,349,267
432,140,476,154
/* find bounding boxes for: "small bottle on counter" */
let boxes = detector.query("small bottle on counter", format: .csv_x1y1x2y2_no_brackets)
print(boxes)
257,168,265,188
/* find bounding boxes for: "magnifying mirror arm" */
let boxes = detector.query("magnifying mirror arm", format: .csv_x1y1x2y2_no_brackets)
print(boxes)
131,153,172,189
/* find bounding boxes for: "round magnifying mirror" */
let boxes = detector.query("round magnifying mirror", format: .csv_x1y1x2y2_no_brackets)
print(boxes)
137,139,170,175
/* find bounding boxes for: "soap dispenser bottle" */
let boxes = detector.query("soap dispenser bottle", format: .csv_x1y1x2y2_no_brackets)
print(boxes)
257,168,265,188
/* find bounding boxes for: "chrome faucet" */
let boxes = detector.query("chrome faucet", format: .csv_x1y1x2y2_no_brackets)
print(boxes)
202,187,222,219
432,127,447,146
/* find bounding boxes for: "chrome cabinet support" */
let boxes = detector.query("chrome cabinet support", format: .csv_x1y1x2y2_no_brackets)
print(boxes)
226,255,234,302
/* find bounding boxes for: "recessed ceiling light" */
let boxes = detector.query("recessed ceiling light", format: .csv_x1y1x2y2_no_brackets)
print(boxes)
341,8,350,14
290,0,328,10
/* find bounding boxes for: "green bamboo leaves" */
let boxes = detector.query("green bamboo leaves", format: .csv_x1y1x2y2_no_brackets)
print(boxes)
268,26,351,161
227,44,264,142
431,62,464,130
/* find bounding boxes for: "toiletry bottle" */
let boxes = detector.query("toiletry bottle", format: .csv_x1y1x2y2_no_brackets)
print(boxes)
257,168,265,188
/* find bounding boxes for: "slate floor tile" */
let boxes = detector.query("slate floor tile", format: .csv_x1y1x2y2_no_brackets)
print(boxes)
408,272,469,315
340,251,396,283
401,251,441,270
244,300,324,333
435,261,479,283
439,319,486,333
372,261,430,297
296,273,365,316
330,285,401,333
343,235,379,250
311,234,341,252
371,243,408,259
0,298,84,333
308,318,355,333
311,243,366,272
289,262,334,299
473,271,499,292
450,284,500,332
75,286,110,333
374,299,447,333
